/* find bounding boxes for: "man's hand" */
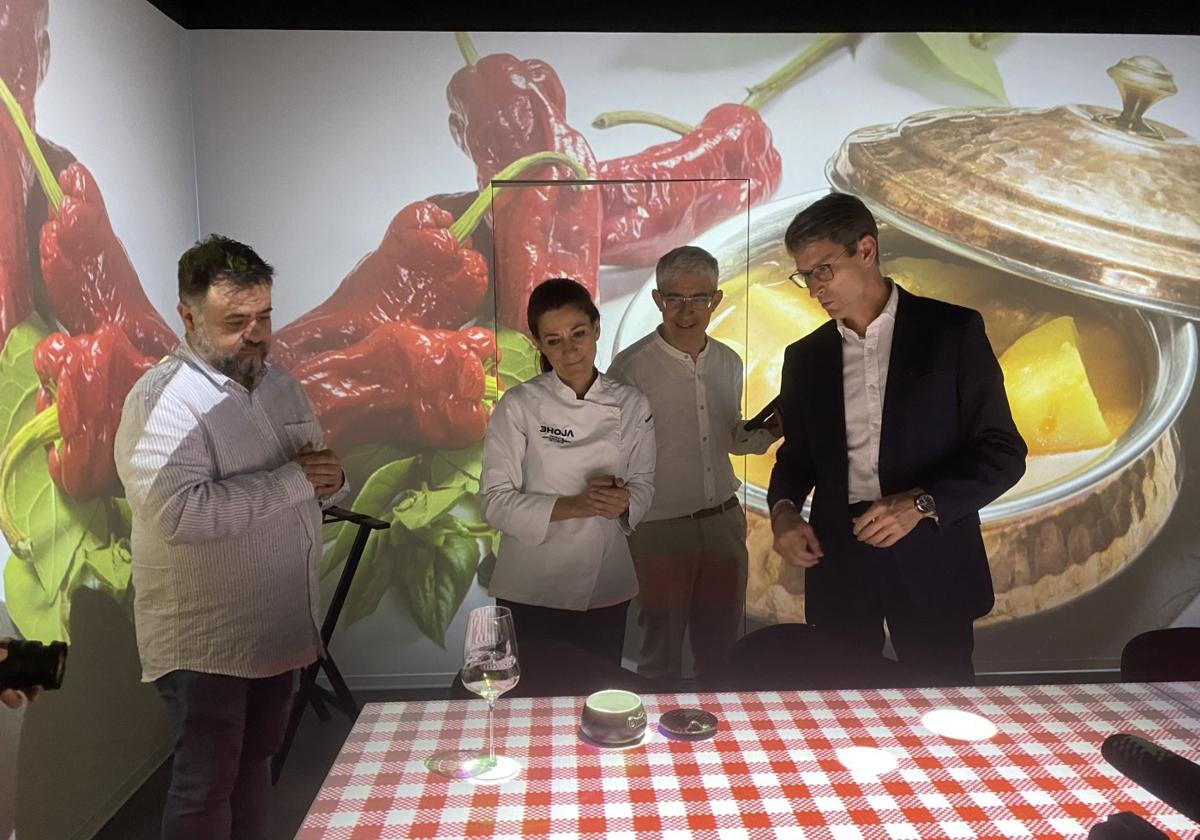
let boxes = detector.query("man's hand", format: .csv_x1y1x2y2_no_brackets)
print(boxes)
587,476,630,520
852,490,924,548
294,444,345,499
0,645,41,710
772,504,823,568
765,408,783,438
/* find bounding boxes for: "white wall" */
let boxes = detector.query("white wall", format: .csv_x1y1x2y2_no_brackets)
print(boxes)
3,1,198,837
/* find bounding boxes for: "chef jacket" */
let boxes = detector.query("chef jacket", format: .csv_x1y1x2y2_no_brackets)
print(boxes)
478,370,656,610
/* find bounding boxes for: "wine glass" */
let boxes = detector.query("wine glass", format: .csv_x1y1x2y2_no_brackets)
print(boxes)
427,605,520,780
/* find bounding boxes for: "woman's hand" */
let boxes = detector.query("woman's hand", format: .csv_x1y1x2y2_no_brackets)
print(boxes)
551,491,598,521
588,476,630,520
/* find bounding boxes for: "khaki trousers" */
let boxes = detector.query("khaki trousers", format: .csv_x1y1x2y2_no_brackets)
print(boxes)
627,504,747,679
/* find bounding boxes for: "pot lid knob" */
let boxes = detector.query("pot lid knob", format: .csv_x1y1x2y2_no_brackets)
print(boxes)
1101,56,1177,139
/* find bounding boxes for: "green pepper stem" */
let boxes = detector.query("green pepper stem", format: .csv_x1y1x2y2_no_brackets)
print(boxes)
0,77,64,211
589,34,860,134
0,408,62,559
455,32,480,66
742,33,863,111
448,150,590,243
591,111,694,135
482,373,501,413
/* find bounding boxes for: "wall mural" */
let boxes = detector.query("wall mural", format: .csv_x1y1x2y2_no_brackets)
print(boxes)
1,11,1197,674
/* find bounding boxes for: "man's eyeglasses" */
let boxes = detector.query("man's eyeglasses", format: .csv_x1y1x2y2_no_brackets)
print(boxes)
788,249,850,289
660,293,718,310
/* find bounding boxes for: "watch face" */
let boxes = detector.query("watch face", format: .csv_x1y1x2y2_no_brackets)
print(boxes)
915,494,936,514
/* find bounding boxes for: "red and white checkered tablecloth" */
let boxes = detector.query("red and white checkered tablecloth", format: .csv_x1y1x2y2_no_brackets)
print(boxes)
297,683,1200,839
1151,681,1200,717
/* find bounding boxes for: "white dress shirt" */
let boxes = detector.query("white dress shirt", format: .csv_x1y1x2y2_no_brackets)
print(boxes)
115,342,348,682
478,371,656,610
608,329,776,520
841,281,899,503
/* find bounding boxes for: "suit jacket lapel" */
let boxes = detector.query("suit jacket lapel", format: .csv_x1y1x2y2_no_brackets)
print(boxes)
809,321,848,492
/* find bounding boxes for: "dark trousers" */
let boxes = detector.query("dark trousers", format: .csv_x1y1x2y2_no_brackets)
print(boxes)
807,502,978,686
497,598,630,666
155,669,295,840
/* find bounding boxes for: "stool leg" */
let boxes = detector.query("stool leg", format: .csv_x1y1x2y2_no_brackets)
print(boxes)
272,661,320,783
322,655,359,717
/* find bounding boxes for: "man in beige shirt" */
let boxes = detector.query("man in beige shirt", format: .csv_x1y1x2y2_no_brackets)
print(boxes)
115,235,346,840
609,246,780,682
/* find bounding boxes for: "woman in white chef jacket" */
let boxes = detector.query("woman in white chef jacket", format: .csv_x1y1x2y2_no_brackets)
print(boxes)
479,278,656,664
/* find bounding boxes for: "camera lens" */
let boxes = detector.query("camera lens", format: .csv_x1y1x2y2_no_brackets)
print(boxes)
0,639,68,691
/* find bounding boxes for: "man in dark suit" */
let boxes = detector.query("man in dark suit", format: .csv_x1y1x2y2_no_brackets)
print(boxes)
768,193,1027,685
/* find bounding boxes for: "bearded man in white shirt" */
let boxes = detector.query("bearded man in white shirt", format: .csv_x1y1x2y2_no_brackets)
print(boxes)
115,235,347,840
609,246,780,682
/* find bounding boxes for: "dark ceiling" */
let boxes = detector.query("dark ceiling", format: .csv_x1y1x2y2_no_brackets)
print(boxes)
141,0,1198,34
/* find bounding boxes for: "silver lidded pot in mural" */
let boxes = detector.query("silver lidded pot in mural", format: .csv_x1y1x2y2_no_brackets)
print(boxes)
615,55,1199,628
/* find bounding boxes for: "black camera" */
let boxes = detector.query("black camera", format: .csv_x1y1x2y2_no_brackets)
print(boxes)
0,639,68,691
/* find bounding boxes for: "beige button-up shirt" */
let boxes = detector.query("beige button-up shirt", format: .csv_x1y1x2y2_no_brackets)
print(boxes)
115,342,348,682
608,330,777,521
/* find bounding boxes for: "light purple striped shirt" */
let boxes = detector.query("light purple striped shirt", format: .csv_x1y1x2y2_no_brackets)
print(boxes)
114,341,347,682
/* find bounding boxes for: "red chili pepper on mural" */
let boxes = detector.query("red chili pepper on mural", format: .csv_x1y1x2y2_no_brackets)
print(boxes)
290,322,498,453
0,325,153,555
38,162,178,359
0,132,31,349
596,104,783,266
270,199,490,370
590,35,858,266
0,3,51,350
0,322,154,548
446,33,602,334
0,0,49,175
31,325,155,500
0,0,51,349
1,80,177,359
426,189,494,277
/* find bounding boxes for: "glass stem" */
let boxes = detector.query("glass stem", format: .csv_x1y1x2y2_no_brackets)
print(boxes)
487,699,496,764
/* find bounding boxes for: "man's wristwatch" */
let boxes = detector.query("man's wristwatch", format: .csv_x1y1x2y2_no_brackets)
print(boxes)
770,499,798,523
914,492,937,520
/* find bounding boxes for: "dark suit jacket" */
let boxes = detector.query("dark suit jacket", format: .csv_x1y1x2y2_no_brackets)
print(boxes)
767,286,1027,620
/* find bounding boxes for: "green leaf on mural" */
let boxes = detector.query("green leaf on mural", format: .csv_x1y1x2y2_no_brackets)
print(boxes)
456,496,500,558
80,536,133,596
113,497,133,537
338,442,411,501
0,318,48,449
5,441,108,600
4,548,69,642
320,457,416,578
497,328,542,390
317,446,498,643
430,442,485,494
393,486,467,533
917,33,1008,102
397,530,480,648
339,525,395,628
